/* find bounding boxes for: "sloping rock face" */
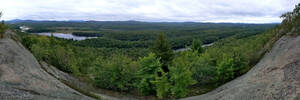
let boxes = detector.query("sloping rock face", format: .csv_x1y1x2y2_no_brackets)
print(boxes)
40,62,137,100
182,35,300,100
0,37,94,100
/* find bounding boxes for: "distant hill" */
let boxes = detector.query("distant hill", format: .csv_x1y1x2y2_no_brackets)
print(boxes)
6,19,279,24
6,19,277,32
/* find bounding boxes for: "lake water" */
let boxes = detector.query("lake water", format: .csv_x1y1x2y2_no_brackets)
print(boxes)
174,43,214,52
31,33,98,40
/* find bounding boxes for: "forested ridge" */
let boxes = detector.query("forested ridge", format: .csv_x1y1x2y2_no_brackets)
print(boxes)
10,21,275,49
8,4,300,99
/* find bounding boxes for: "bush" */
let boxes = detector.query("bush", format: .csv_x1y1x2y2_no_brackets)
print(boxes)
49,45,75,73
135,53,162,95
136,52,197,98
191,39,203,53
192,53,216,85
0,22,6,38
93,54,138,91
169,52,197,98
151,69,170,98
151,33,174,72
216,54,235,85
0,12,4,38
30,36,51,61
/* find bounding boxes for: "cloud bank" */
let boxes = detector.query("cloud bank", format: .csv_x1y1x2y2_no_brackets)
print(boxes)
0,0,299,23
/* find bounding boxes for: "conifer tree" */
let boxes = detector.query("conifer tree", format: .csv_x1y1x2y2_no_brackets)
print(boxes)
151,33,174,72
191,39,203,53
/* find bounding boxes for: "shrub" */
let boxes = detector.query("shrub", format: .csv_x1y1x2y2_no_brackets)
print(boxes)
151,69,170,98
191,39,203,53
93,54,138,91
216,54,235,85
169,52,197,98
135,53,162,95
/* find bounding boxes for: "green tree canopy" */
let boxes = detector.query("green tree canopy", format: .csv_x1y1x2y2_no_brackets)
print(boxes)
136,53,162,95
151,33,174,72
169,52,197,98
191,39,203,53
281,3,300,28
93,54,138,91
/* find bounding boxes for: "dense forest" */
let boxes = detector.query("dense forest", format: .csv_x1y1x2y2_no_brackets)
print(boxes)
10,21,275,59
9,21,275,50
9,4,300,98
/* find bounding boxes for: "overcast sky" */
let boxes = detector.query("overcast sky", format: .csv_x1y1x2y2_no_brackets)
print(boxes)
0,0,299,23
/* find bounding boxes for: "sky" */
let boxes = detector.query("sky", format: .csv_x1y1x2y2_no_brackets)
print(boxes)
0,0,299,23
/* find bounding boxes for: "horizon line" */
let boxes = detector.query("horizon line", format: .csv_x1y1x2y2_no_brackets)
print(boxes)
5,19,281,24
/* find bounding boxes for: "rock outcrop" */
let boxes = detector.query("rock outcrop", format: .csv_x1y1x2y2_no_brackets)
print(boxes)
182,35,300,100
0,31,94,100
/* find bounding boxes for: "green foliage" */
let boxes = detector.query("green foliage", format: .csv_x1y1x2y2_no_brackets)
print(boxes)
72,32,103,37
15,19,279,98
21,35,39,49
280,3,300,34
49,45,75,73
231,51,249,76
137,52,197,98
93,54,138,91
0,12,6,38
151,33,174,71
191,52,216,85
171,25,278,97
74,37,151,48
151,69,171,98
30,36,51,61
10,20,275,50
216,54,235,84
169,52,197,98
20,34,90,75
25,35,75,73
191,39,203,53
136,53,162,95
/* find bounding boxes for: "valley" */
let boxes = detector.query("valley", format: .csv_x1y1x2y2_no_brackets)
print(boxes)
0,1,299,100
9,21,277,99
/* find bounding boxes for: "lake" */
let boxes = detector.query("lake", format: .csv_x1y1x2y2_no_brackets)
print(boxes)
31,33,98,40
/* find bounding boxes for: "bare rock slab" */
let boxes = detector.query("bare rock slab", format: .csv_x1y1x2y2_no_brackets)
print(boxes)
0,38,94,100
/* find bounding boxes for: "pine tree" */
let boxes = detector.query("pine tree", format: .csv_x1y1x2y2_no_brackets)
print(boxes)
169,52,197,98
216,54,235,85
151,33,174,72
151,68,171,98
136,53,162,95
191,39,203,53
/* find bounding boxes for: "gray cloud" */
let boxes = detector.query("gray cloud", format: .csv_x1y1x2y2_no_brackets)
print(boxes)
0,0,299,23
